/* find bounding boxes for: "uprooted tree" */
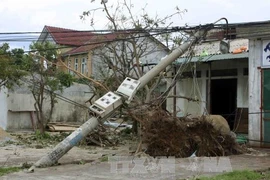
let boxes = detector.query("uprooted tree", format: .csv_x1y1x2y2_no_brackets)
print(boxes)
77,1,242,157
80,0,187,133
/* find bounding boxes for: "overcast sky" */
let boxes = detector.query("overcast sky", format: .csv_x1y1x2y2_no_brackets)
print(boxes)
1,0,269,49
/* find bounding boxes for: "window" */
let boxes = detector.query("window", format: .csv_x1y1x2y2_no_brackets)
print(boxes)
68,59,72,75
75,58,78,71
86,57,88,73
81,58,86,74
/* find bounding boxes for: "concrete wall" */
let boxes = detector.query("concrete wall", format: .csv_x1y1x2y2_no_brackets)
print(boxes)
7,112,34,130
4,82,92,131
0,87,8,130
44,83,91,123
248,39,262,146
167,59,249,117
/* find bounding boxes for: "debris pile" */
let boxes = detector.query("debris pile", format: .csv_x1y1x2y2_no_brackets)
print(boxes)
132,106,243,158
84,125,120,147
46,121,131,147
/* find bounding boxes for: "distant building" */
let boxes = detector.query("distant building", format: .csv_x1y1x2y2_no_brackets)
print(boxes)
38,25,169,80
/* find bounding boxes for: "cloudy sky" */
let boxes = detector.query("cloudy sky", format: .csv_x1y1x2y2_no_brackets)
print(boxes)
0,0,269,49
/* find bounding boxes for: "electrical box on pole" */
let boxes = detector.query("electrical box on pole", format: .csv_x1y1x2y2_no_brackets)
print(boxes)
28,19,228,171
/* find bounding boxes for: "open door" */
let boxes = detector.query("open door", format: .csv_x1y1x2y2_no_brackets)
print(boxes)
263,69,270,146
210,79,237,130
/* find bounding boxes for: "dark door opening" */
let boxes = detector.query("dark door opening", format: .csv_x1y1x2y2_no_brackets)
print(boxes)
210,79,237,130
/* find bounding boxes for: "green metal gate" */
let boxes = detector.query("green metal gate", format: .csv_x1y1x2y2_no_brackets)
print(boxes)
263,69,270,145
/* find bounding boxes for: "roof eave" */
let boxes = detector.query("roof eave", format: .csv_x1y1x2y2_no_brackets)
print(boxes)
175,52,249,64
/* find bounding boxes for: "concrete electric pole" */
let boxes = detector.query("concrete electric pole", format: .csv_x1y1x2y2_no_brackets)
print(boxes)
28,23,215,171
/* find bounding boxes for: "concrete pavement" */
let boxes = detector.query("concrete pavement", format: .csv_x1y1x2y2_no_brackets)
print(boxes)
1,144,270,180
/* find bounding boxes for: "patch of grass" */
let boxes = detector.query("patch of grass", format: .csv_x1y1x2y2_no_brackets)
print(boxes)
13,131,69,148
99,155,108,162
78,160,86,165
197,170,262,180
34,130,51,140
0,167,21,176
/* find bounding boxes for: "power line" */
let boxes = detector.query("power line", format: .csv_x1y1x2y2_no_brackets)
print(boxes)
21,78,91,110
0,31,178,55
0,25,213,35
0,23,231,43
2,22,270,41
0,28,183,41
3,21,256,36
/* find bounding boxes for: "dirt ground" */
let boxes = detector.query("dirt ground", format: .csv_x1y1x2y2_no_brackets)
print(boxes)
1,134,270,180
0,128,13,142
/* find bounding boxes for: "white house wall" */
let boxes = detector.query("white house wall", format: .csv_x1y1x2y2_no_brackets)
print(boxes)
7,112,34,130
92,35,168,80
4,83,92,131
237,74,249,108
0,87,8,130
169,59,248,117
8,94,36,111
6,93,36,130
43,83,91,123
248,39,262,146
174,78,203,117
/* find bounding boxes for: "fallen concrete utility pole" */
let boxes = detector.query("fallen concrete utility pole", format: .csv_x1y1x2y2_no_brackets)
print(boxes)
28,24,213,172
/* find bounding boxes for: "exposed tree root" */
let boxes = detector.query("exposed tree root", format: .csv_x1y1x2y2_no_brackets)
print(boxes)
131,106,243,158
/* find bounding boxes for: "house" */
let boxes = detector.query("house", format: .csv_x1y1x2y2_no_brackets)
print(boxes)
38,26,170,82
0,25,171,132
167,20,270,147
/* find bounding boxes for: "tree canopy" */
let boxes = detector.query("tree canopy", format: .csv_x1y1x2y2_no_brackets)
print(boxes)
0,43,26,89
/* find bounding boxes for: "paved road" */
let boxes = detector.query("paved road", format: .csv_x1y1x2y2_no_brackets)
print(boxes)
1,145,270,180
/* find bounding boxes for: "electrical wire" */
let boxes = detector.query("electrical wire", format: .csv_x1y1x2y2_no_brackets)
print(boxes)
20,78,91,110
0,21,234,55
0,24,227,35
0,27,185,43
156,27,207,108
2,22,270,43
0,31,180,55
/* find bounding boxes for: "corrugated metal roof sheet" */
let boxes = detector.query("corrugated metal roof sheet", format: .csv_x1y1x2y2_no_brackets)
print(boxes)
182,38,248,57
176,38,249,64
175,52,248,64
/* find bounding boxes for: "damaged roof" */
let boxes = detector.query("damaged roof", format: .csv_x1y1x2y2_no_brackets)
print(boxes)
176,38,249,64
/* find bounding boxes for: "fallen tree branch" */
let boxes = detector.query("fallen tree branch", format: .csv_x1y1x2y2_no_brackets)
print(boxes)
167,95,205,102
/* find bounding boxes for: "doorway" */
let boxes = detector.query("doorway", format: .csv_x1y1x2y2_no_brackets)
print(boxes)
210,79,237,129
263,69,270,146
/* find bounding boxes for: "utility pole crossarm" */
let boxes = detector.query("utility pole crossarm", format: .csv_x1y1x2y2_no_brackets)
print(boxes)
28,24,213,172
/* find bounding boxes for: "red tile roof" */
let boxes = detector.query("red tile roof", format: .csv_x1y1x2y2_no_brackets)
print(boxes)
63,44,100,55
63,32,128,56
45,25,96,46
42,25,169,56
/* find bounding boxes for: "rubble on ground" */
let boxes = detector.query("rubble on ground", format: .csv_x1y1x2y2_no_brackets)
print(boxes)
45,121,131,147
131,106,244,158
84,124,120,147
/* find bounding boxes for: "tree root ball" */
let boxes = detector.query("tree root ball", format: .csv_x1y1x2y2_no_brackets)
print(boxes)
134,107,243,158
